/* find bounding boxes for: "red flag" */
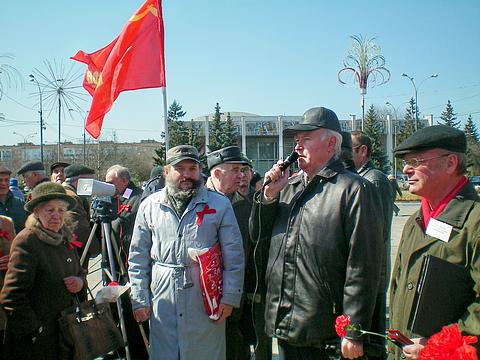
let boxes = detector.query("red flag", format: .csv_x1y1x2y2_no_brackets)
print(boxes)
71,0,166,139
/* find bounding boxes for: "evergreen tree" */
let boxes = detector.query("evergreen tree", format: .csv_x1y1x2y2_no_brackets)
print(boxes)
363,104,388,173
153,131,166,165
397,98,417,145
464,114,479,143
208,103,223,152
464,115,480,175
439,100,459,128
216,112,239,148
168,100,186,121
167,100,190,147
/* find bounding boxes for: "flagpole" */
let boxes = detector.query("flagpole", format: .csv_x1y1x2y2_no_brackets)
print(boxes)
162,87,169,152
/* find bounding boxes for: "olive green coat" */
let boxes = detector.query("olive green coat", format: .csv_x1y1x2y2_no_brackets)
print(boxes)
388,182,480,359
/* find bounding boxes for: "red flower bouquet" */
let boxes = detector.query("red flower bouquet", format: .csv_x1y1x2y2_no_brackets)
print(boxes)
335,315,413,348
419,324,477,360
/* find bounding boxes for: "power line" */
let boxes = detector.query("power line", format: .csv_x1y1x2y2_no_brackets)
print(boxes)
1,92,35,110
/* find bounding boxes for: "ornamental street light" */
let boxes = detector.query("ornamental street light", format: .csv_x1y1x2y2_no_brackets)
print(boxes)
401,73,438,131
29,74,45,163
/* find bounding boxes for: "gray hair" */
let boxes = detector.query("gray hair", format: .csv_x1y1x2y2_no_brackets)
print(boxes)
319,129,342,157
106,165,131,181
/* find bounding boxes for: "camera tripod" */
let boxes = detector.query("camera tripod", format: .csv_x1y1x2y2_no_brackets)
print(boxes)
80,200,132,360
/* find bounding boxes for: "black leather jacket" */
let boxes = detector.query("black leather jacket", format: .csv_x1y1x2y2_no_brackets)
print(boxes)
250,159,383,347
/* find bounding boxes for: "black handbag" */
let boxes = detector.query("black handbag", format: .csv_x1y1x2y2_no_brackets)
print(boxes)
58,291,125,360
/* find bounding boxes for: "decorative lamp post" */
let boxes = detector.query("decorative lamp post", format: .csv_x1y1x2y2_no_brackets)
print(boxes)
338,35,390,130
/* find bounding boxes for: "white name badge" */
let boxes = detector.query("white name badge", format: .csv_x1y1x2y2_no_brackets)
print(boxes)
426,218,453,242
122,188,132,200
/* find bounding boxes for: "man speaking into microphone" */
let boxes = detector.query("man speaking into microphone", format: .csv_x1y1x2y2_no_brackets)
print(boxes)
250,107,383,360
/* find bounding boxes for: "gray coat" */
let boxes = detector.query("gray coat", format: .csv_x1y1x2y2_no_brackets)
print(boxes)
128,186,245,360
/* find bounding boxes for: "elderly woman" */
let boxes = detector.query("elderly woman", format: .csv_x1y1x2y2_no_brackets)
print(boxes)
0,182,85,360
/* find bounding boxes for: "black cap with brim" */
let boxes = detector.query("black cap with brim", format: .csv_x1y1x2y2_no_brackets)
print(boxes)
207,146,248,170
64,165,95,179
24,182,76,212
284,107,342,135
166,145,200,166
17,161,45,175
394,125,467,158
50,162,70,173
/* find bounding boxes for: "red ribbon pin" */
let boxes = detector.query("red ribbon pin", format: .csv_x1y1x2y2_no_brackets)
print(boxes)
195,204,216,226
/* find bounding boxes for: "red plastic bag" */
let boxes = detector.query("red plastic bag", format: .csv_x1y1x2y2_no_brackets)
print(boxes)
188,243,223,320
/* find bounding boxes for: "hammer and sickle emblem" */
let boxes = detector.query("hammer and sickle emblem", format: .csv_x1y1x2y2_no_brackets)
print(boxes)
130,4,158,22
86,71,103,87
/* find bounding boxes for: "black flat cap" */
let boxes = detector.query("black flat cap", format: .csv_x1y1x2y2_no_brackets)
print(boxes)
24,182,76,212
207,146,248,170
50,162,70,173
394,125,467,158
166,145,200,166
341,131,352,149
284,107,341,135
64,164,95,179
17,160,45,175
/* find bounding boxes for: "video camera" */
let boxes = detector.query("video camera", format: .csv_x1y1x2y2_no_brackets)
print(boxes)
77,179,118,221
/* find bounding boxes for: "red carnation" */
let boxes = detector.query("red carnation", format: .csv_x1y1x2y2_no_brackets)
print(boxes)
335,315,351,338
419,324,477,360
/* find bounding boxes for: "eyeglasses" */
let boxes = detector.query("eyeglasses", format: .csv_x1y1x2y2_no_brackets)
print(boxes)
401,154,450,168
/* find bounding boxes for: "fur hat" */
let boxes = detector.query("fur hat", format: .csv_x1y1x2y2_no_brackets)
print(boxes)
25,182,76,212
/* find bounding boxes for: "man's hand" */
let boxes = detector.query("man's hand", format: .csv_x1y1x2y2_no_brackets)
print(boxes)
0,254,9,271
133,306,151,322
263,160,290,201
341,338,364,359
63,276,84,294
214,304,233,323
403,337,426,359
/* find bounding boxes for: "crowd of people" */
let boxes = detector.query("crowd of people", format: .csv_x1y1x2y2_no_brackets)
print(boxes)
0,105,477,360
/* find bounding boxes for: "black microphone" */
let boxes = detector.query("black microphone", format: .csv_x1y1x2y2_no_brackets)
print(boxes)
263,151,299,186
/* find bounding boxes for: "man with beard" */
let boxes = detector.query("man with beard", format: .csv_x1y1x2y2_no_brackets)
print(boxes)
128,145,245,360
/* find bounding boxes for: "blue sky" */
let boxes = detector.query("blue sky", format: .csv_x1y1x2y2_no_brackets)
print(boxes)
1,0,479,146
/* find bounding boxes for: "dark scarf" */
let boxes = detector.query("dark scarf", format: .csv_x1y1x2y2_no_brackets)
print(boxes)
25,214,73,246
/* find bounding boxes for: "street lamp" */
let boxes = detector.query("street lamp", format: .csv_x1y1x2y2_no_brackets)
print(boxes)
69,108,88,165
29,74,45,163
401,73,438,131
13,131,37,144
386,102,400,176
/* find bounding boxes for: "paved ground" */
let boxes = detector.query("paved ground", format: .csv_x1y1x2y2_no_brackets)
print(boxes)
87,201,420,359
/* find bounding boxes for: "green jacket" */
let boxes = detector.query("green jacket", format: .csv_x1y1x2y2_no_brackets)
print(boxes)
388,182,480,359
